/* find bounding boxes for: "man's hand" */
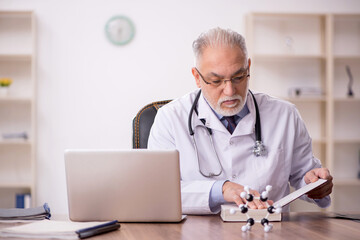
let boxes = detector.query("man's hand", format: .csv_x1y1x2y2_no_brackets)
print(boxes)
304,168,333,199
222,181,273,209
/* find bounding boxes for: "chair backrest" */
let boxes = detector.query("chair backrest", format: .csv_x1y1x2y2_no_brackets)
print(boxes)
132,100,172,149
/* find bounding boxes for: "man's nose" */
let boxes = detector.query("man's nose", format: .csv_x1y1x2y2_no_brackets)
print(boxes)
222,80,236,96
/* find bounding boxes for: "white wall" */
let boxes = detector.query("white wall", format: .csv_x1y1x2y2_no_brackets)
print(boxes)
1,0,359,214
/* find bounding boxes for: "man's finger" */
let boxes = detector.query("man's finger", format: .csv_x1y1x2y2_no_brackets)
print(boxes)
242,193,268,209
317,168,331,179
255,199,267,209
247,201,257,209
233,194,245,206
305,170,319,184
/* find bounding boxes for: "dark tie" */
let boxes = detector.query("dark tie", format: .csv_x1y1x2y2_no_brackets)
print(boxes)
224,116,236,134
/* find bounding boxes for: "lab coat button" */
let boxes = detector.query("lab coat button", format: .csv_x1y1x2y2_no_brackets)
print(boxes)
232,175,236,179
229,140,233,145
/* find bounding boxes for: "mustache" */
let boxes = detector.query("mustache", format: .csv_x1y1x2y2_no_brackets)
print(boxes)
218,95,242,105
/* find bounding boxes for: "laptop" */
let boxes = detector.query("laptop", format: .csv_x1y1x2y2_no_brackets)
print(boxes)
64,149,182,222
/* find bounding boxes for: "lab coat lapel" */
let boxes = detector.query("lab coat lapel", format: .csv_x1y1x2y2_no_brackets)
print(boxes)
194,93,228,133
232,93,256,137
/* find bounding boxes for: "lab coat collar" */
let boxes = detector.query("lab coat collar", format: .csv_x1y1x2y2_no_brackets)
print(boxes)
232,92,256,136
195,92,227,133
194,91,256,136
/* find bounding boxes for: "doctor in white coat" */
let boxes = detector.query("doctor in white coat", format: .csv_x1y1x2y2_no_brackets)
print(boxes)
148,28,333,215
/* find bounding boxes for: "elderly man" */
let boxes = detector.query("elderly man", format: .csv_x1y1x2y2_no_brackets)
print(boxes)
148,27,333,214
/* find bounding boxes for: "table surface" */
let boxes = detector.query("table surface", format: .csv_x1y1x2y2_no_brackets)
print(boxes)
1,212,359,240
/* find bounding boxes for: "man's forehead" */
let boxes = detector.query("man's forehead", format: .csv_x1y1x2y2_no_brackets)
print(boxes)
199,50,247,73
208,65,248,78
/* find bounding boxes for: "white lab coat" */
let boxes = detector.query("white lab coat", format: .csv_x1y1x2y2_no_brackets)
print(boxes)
148,90,330,214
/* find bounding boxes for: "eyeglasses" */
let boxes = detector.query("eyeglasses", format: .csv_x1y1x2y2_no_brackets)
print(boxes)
195,67,250,87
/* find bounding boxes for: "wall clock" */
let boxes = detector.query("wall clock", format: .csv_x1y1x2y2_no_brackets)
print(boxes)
105,15,135,46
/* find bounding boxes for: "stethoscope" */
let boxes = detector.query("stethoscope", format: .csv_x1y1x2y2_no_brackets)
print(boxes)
188,89,267,178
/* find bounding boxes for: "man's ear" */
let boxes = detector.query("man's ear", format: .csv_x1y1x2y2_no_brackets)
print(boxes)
192,67,201,88
248,58,251,70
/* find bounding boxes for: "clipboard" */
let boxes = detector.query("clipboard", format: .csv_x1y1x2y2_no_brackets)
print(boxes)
274,179,327,207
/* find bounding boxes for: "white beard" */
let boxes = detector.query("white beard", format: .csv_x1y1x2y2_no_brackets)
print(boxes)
215,94,246,116
203,91,248,117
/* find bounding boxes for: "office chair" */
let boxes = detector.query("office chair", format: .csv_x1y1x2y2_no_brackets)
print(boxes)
132,100,172,149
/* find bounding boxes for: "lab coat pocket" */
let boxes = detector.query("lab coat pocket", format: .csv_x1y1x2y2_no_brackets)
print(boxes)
254,147,287,192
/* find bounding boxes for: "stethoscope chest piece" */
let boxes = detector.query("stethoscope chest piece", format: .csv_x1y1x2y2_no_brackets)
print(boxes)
253,140,267,157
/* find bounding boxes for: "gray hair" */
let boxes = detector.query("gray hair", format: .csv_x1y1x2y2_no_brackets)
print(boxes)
192,27,248,66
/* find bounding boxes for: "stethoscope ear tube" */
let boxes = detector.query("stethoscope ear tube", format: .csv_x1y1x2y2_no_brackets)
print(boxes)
189,89,262,141
248,90,261,142
188,88,267,178
249,90,267,157
188,89,203,136
188,89,266,158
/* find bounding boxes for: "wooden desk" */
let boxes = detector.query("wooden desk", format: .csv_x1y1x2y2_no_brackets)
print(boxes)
0,212,359,240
